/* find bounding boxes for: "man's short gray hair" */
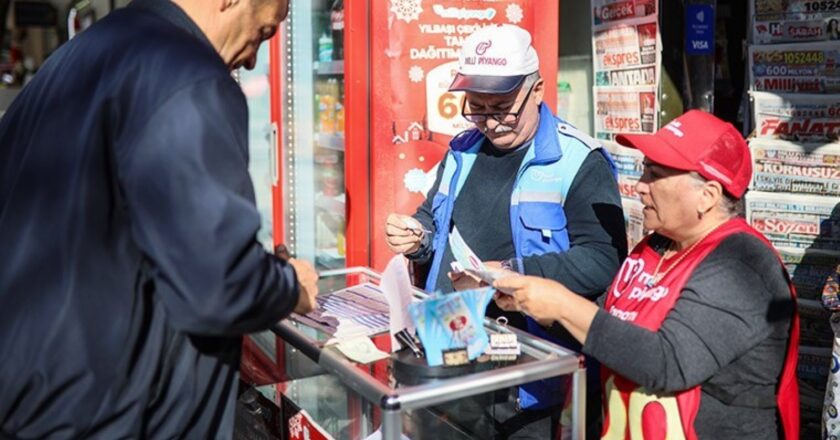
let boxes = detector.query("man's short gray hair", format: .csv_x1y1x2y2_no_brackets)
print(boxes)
520,72,541,90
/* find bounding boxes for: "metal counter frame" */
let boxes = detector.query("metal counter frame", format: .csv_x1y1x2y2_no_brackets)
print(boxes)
270,266,586,440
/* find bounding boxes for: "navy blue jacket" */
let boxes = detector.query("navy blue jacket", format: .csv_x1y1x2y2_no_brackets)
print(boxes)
0,1,298,438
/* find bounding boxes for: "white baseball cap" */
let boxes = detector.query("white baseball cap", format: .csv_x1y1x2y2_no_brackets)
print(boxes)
449,24,540,94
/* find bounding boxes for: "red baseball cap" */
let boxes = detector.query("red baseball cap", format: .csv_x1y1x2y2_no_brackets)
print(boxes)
616,110,752,198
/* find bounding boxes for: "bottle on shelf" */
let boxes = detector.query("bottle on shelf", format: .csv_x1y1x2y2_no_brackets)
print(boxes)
336,232,346,257
335,100,345,134
335,79,345,134
319,92,336,134
326,78,341,136
330,0,344,61
321,166,340,198
318,32,333,63
315,79,335,136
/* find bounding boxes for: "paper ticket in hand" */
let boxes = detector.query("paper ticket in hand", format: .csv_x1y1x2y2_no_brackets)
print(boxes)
464,268,518,296
465,268,514,287
449,226,517,293
449,226,486,273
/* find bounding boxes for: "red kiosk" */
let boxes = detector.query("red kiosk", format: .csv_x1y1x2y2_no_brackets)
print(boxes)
240,1,560,437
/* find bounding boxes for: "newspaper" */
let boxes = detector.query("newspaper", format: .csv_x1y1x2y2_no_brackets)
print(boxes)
622,197,647,250
749,42,840,93
593,18,659,83
603,140,644,199
596,65,657,88
590,0,661,141
781,248,840,300
749,139,840,196
594,87,658,140
799,343,832,386
592,0,657,28
751,92,840,143
799,299,833,347
751,0,840,44
602,141,647,249
745,191,840,253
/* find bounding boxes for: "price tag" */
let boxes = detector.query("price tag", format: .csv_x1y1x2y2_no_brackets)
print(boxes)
490,332,518,348
442,348,470,366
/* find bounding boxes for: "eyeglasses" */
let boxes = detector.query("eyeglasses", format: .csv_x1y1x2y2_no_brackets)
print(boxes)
461,84,535,125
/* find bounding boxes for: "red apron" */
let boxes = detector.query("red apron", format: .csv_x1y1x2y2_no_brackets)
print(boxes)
600,218,800,439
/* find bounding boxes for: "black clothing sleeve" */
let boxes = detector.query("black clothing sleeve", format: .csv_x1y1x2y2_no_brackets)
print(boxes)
583,234,793,395
522,151,628,297
405,153,448,265
119,78,299,336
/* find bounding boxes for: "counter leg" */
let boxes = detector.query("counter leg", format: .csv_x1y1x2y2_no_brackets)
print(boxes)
381,408,402,440
571,367,587,440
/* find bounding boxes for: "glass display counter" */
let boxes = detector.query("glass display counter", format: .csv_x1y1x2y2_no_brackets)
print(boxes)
251,267,586,440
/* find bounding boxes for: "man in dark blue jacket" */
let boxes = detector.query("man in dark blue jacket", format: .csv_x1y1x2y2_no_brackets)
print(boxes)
0,0,316,437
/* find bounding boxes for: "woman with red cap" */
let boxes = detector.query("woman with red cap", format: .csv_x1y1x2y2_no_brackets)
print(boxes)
494,110,800,439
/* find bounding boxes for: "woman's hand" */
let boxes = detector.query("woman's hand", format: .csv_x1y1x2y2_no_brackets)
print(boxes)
495,275,600,345
493,276,565,327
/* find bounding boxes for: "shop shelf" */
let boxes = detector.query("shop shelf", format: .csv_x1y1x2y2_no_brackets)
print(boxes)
316,133,345,151
315,60,344,75
315,192,346,216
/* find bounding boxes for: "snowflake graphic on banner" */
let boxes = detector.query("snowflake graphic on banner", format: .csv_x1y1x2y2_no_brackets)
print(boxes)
408,66,425,83
505,4,523,24
404,168,428,193
391,0,423,23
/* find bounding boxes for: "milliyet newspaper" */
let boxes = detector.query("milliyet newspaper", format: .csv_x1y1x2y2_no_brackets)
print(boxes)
749,42,840,93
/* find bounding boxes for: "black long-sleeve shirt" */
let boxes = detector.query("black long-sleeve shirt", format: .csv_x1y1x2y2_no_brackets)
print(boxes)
585,233,794,439
0,1,297,437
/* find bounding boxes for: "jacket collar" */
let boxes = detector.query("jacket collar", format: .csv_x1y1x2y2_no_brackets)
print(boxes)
130,0,214,49
449,127,484,153
449,103,562,162
531,103,562,162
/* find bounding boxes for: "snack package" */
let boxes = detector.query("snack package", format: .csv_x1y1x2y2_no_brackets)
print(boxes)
408,287,495,367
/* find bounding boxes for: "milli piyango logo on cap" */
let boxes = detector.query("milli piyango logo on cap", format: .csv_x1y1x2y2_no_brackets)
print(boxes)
465,40,508,66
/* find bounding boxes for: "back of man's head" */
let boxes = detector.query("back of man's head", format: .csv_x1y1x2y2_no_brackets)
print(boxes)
173,0,289,70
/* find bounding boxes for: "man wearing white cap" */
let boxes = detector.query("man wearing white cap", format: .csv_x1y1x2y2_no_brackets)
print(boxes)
385,24,626,437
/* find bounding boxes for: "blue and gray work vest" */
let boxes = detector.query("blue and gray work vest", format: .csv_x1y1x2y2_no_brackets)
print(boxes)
425,103,617,409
